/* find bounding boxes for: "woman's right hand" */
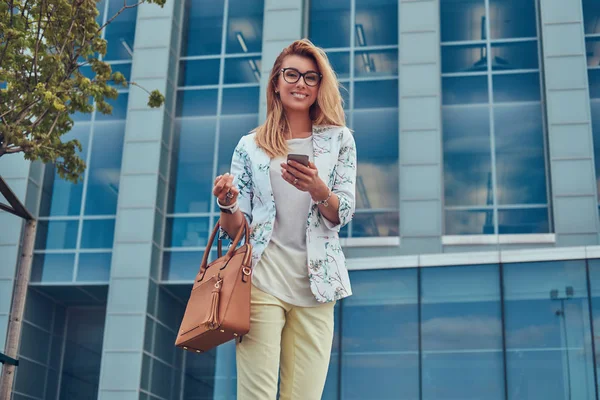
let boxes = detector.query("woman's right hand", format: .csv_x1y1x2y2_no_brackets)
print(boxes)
213,173,239,206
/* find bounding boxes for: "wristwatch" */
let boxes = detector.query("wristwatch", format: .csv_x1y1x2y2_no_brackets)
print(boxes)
217,199,239,214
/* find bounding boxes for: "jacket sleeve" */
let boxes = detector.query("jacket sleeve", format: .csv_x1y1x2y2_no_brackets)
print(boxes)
219,136,253,241
322,128,357,232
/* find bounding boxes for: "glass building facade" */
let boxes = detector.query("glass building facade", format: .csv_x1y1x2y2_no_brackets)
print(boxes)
1,0,600,399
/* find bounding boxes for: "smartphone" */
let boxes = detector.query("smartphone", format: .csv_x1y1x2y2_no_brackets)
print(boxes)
287,153,309,166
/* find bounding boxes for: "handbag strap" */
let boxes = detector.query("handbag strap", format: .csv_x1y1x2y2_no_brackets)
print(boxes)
199,218,249,272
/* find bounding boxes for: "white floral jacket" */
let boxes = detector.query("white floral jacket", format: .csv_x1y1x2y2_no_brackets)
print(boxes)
220,125,357,303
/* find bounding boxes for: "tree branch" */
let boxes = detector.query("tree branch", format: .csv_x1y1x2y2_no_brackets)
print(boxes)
33,0,45,85
98,1,144,34
0,0,16,68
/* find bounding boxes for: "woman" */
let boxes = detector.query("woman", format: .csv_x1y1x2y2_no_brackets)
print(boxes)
212,39,356,399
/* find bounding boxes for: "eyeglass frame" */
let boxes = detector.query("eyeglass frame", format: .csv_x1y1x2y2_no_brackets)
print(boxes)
279,67,323,87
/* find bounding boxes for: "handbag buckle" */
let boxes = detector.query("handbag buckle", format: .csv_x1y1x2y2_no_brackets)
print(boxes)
242,267,251,276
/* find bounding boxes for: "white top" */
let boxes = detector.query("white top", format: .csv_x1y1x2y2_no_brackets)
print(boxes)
252,136,320,307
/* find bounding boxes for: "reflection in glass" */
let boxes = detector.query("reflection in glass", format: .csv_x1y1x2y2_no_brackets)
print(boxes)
218,115,259,175
494,104,546,205
309,0,351,48
421,265,504,400
327,52,350,80
355,0,398,46
31,253,75,282
354,50,398,77
443,106,491,206
176,89,218,117
342,269,419,399
162,251,204,281
584,0,600,35
222,87,260,115
104,0,137,60
352,212,399,237
491,41,539,71
77,253,112,281
442,44,487,73
354,79,398,109
445,209,494,235
440,0,486,42
181,0,224,56
81,219,116,248
168,119,216,214
224,57,262,84
503,261,595,400
587,38,600,68
35,220,79,249
489,0,537,39
179,59,220,86
165,217,210,248
497,208,549,234
442,76,489,105
493,73,541,103
226,0,264,54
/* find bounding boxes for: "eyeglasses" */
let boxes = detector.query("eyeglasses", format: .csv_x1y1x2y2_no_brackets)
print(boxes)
280,68,322,87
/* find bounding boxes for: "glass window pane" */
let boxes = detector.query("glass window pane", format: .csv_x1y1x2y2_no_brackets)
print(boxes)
443,106,491,206
586,260,600,396
589,69,600,99
421,265,504,400
109,63,132,87
81,219,116,249
489,0,537,39
494,104,547,205
224,57,262,84
165,217,210,247
184,345,218,398
226,0,264,54
352,212,399,237
84,121,125,215
327,52,350,80
218,115,259,176
31,253,75,282
104,0,137,61
95,93,129,121
20,322,51,363
592,101,600,200
222,87,260,115
323,304,341,399
498,208,549,234
587,38,600,68
176,89,218,117
162,251,203,281
493,73,541,103
77,252,112,281
442,44,487,73
440,0,486,42
13,358,46,398
181,0,224,56
442,76,489,105
352,108,399,210
342,269,419,399
584,0,600,35
354,50,398,78
169,119,216,213
355,0,398,46
179,59,220,86
504,261,595,400
445,209,494,235
341,84,350,109
35,220,79,250
354,79,398,109
309,0,351,48
491,41,539,71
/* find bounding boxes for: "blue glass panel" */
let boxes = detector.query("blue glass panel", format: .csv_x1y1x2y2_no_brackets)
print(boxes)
445,209,494,235
96,0,106,25
584,0,600,35
340,84,350,109
440,0,485,42
589,70,600,99
352,108,399,210
77,252,112,281
162,251,204,281
421,265,504,400
354,49,398,78
352,212,399,237
224,57,262,84
504,260,595,400
354,79,398,109
104,0,137,61
35,220,79,250
491,41,539,71
327,51,350,80
84,121,125,215
339,223,349,238
176,89,218,117
442,44,487,73
179,59,220,86
218,115,259,175
81,219,116,248
494,104,546,205
168,118,216,214
95,93,128,121
226,0,264,54
490,0,537,39
184,345,218,397
181,0,224,56
588,38,600,68
493,73,541,103
323,304,341,399
309,0,351,48
13,358,46,398
31,253,75,282
342,269,419,399
39,124,90,217
442,76,489,105
355,0,398,46
443,106,491,206
587,260,600,396
498,207,549,234
222,87,260,115
165,217,210,247
592,101,600,199
20,323,51,363
109,63,132,87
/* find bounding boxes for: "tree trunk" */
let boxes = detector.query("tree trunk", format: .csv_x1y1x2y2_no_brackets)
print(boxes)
0,219,37,399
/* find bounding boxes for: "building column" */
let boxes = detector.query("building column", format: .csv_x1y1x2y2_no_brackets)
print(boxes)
398,0,443,254
541,0,600,246
97,0,182,398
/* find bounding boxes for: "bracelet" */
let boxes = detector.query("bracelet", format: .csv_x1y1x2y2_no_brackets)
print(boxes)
314,190,332,207
217,198,238,209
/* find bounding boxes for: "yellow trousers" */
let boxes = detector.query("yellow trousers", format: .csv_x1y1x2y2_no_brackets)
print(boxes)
236,284,336,400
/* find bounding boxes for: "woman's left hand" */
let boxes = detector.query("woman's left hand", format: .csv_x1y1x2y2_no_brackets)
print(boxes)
281,160,329,200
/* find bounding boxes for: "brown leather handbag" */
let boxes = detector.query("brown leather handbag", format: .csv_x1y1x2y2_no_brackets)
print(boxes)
175,219,252,353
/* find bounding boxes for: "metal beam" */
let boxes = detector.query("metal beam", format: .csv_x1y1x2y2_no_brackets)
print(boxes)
0,352,19,367
0,175,33,220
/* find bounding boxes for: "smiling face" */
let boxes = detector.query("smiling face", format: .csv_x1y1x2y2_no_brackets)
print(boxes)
275,54,321,115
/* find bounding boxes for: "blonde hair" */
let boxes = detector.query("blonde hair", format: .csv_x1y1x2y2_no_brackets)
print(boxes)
255,39,345,158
